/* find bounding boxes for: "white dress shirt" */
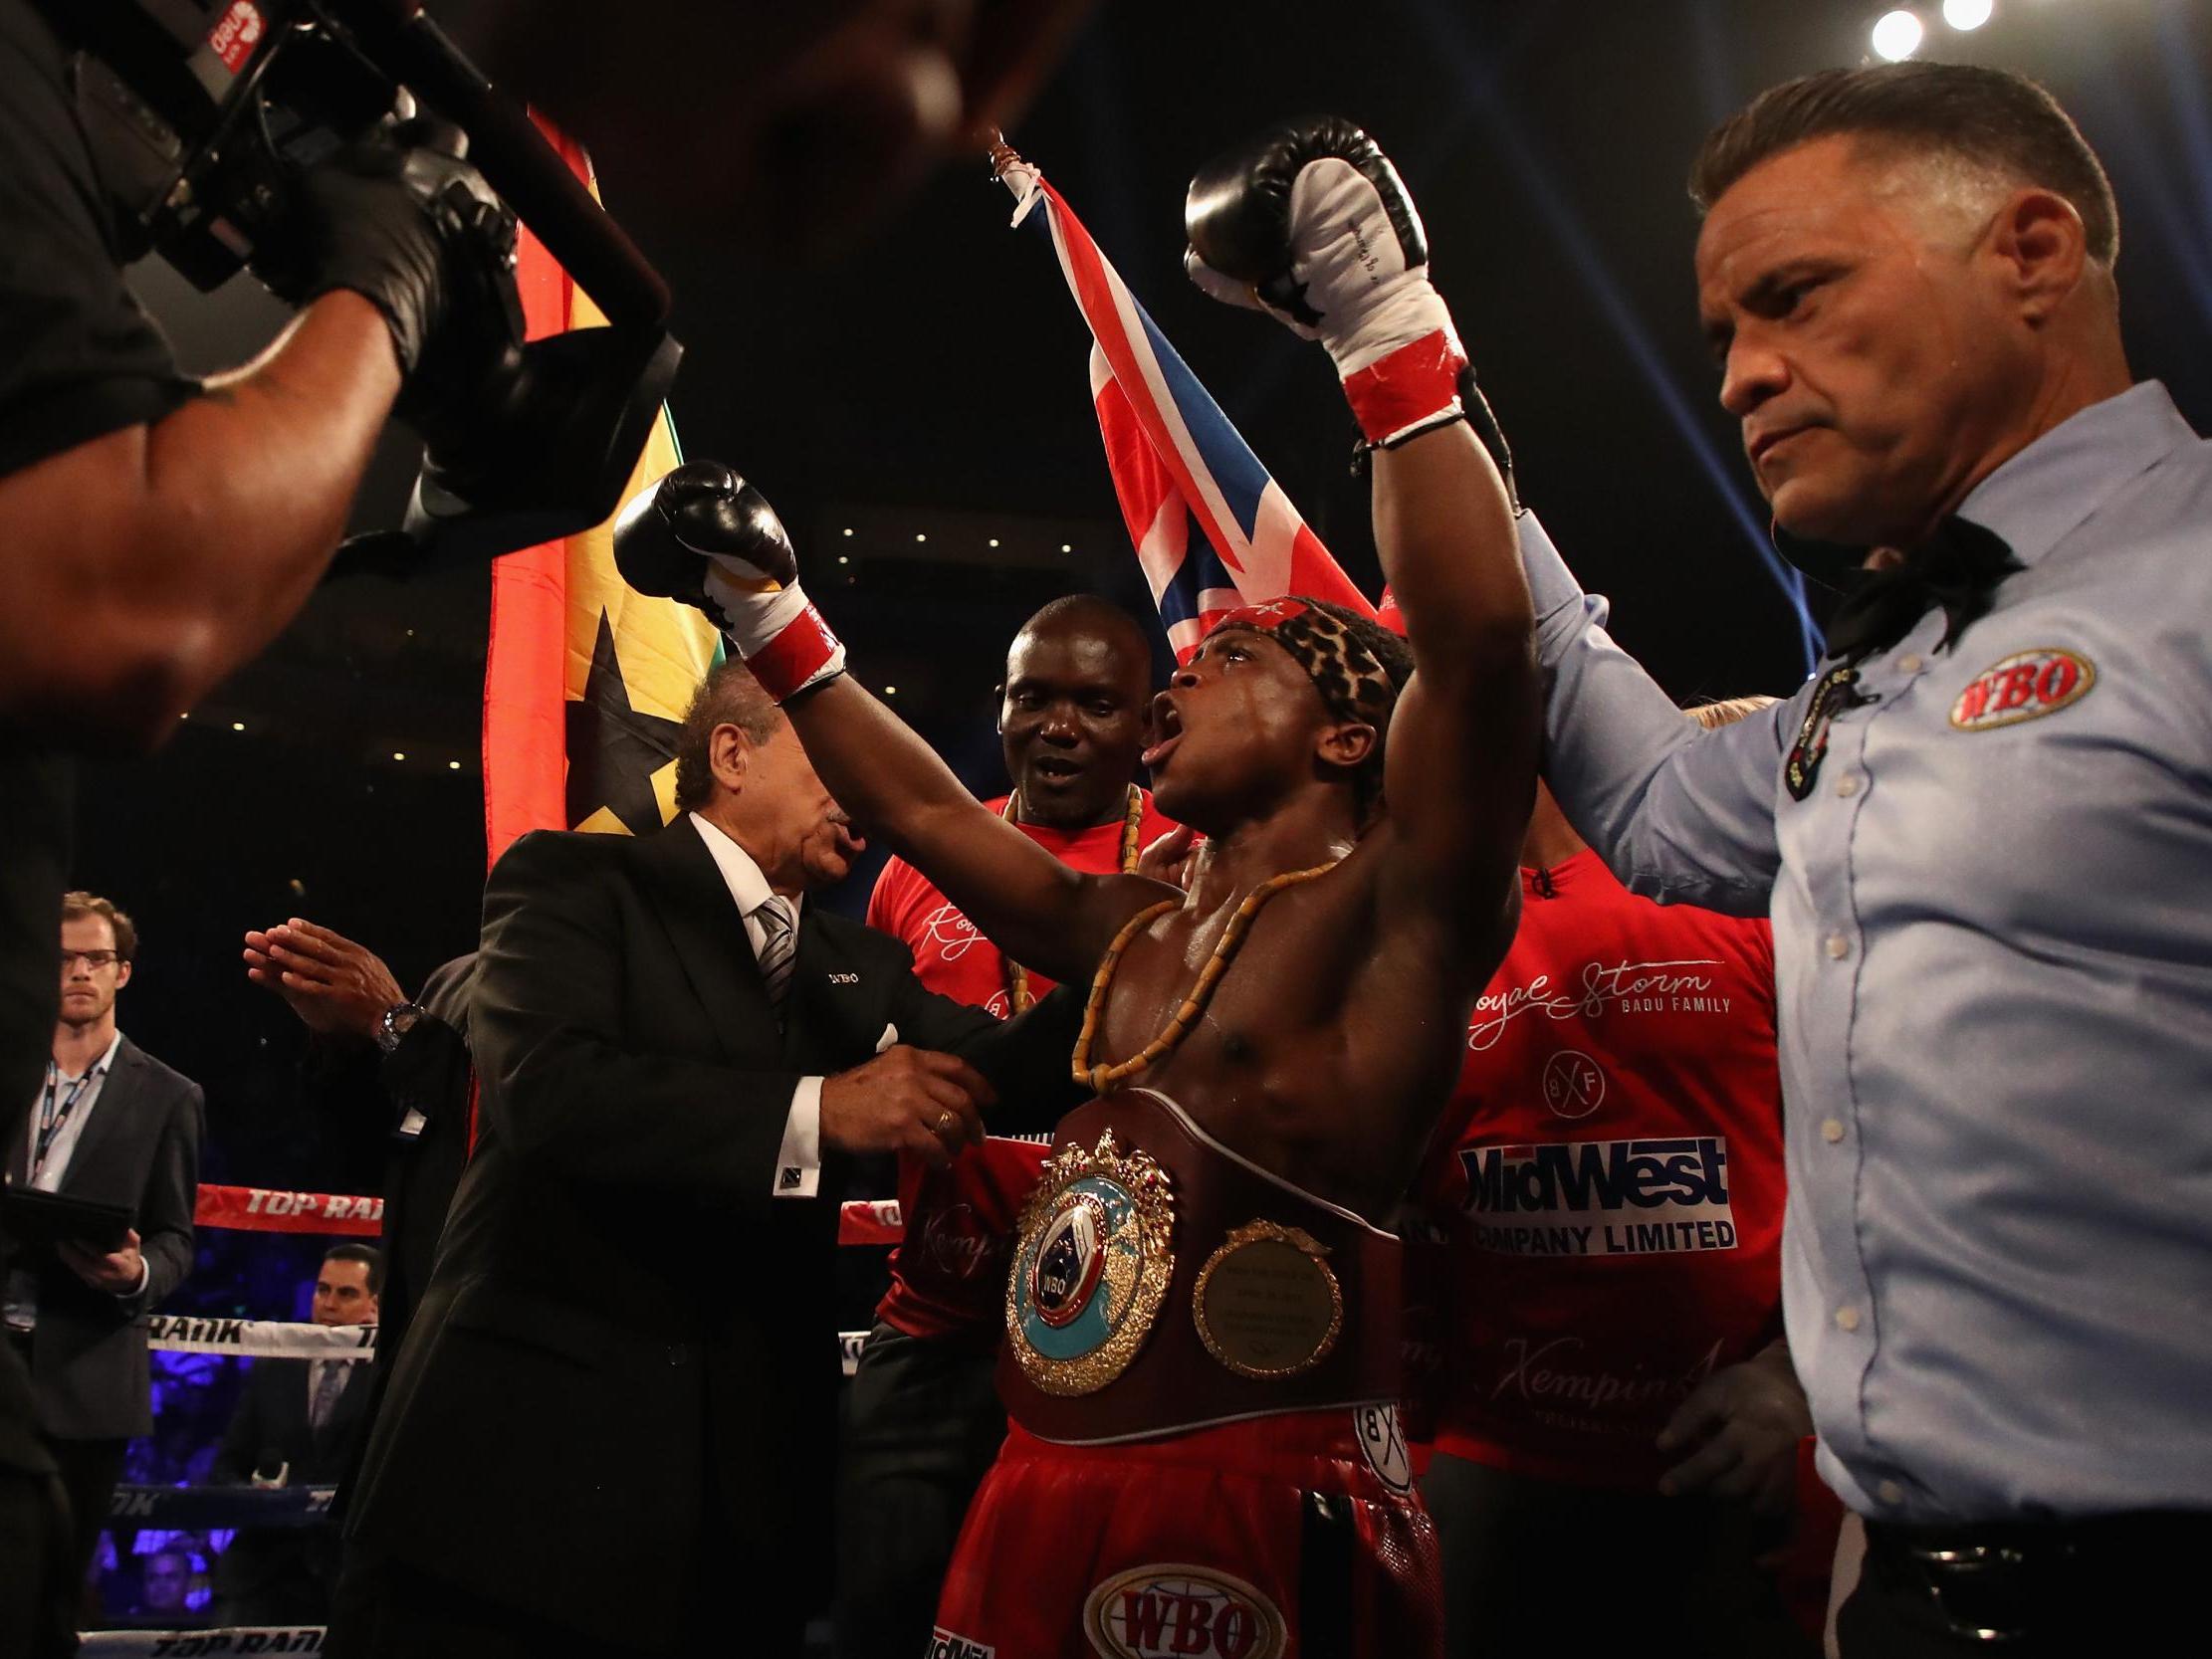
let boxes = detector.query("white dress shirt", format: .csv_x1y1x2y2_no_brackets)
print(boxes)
688,813,825,1198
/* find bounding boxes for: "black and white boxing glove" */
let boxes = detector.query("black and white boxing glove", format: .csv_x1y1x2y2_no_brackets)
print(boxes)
612,462,847,703
1185,116,1467,450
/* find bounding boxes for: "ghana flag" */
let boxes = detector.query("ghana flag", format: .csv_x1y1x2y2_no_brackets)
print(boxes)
481,122,721,866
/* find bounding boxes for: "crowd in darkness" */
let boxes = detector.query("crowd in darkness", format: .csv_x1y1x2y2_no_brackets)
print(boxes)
96,1231,350,1624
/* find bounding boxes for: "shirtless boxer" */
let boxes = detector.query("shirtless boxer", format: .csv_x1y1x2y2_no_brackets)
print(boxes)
616,116,1534,1656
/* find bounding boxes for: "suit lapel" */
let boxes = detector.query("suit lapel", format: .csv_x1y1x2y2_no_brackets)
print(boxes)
779,917,826,1069
57,1038,138,1196
780,914,873,1072
631,821,781,1067
294,1359,321,1455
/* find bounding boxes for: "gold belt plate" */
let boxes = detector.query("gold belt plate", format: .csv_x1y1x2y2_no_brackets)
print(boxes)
1191,1219,1343,1379
1005,1129,1176,1396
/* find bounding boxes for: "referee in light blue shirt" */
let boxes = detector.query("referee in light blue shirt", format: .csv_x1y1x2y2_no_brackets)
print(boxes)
1520,64,2212,1653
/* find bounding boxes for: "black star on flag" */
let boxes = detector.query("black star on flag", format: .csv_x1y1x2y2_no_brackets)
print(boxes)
565,609,684,835
480,134,724,864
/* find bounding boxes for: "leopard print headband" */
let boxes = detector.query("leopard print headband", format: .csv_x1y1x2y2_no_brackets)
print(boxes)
1204,598,1399,731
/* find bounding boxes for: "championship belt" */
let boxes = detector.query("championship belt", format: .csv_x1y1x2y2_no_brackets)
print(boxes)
1000,1089,1403,1444
1005,1130,1176,1396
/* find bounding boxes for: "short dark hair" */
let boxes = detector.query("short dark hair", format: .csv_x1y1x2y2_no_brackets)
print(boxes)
1301,598,1412,824
672,659,782,813
1688,63,2118,266
324,1242,385,1295
61,891,137,961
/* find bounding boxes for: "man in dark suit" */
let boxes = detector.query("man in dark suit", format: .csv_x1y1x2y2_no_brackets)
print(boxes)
239,933,479,1629
240,929,479,1363
3,892,200,1602
340,662,1085,1657
211,1244,382,1625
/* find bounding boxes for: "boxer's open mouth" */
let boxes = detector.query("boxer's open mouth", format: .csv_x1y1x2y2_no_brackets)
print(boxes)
1141,702,1184,770
1030,755,1084,783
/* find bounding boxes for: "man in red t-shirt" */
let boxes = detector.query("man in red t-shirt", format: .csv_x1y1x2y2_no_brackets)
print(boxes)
834,593,1176,1659
1413,721,1821,1657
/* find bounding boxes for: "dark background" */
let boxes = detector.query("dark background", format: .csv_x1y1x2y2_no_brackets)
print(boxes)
72,0,2212,1211
58,0,2212,1615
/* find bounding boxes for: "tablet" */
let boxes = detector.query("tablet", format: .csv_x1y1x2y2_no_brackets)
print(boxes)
0,1183,133,1253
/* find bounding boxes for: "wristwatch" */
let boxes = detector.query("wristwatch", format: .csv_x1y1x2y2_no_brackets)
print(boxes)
375,1001,426,1055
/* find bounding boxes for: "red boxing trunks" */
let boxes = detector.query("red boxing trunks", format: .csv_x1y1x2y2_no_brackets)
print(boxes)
934,1087,1439,1657
931,1412,1439,1659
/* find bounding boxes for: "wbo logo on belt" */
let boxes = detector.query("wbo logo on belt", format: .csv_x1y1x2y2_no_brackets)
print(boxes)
1006,1129,1175,1396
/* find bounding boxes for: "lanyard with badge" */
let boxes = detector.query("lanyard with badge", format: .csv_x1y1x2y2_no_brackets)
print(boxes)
32,1060,101,1182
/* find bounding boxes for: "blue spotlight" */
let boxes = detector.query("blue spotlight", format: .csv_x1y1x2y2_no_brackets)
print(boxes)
1409,0,1822,671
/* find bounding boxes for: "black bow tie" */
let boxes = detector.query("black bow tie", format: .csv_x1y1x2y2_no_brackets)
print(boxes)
1823,517,2024,665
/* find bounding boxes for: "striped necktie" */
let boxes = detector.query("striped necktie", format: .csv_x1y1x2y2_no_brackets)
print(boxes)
309,1359,344,1431
755,896,797,1024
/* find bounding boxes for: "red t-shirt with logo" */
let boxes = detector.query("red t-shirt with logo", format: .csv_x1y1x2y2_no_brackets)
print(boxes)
869,791,1179,1345
1412,849,1784,1488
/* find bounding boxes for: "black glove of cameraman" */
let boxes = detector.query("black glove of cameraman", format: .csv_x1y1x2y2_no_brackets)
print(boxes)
260,118,521,391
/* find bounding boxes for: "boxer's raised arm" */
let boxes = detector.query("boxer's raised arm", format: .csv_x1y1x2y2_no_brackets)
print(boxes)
1185,117,1536,967
782,674,1171,982
614,462,1172,984
1367,422,1537,961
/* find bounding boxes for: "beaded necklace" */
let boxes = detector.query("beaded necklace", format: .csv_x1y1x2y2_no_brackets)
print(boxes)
1069,859,1339,1093
1000,784,1146,1016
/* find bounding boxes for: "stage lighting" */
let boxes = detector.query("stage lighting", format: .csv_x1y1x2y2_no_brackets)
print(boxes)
1942,0,1992,29
1873,9,1925,59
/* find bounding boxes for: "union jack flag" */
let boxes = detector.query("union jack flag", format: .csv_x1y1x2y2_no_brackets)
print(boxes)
998,155,1375,661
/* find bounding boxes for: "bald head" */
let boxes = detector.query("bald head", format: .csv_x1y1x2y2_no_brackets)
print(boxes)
1000,595,1158,830
1012,594,1156,669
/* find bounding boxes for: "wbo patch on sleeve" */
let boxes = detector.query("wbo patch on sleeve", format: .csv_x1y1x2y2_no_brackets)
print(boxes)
1949,647,2096,731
